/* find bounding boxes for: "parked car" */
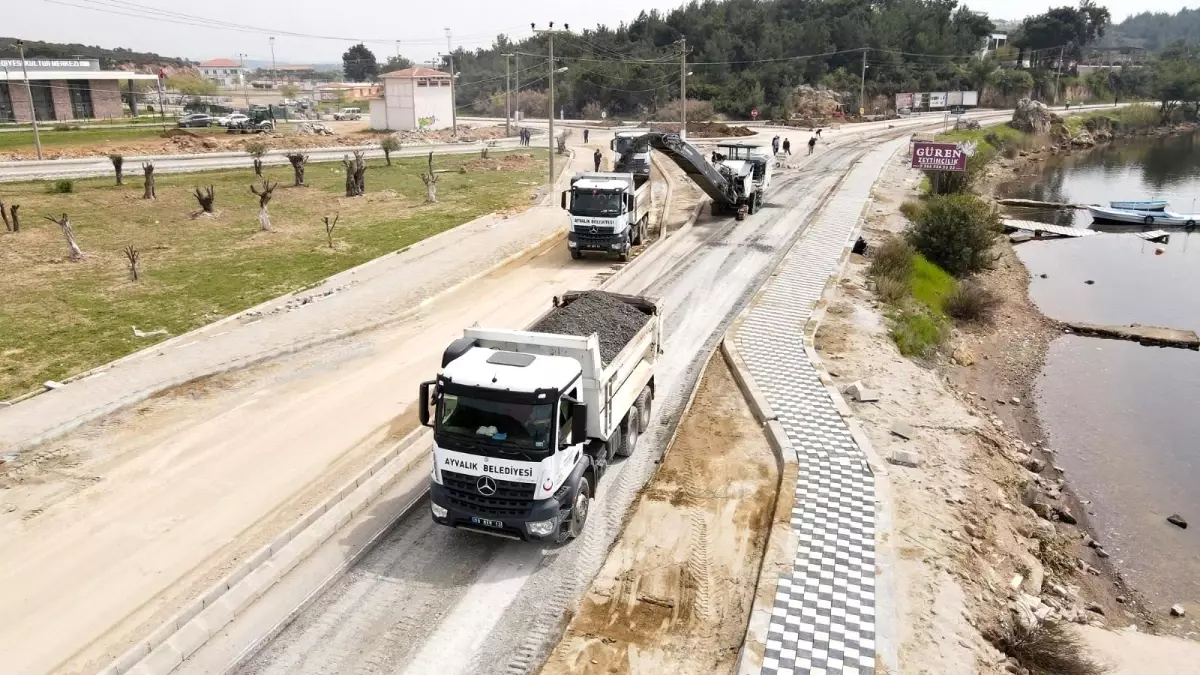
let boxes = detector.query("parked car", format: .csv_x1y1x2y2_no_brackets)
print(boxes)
178,113,213,128
222,113,249,128
333,107,362,121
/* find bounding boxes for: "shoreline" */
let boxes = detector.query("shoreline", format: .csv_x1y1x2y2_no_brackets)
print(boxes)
812,124,1200,672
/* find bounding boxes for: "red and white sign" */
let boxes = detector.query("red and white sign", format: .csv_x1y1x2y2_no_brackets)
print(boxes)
750,108,759,120
911,141,967,172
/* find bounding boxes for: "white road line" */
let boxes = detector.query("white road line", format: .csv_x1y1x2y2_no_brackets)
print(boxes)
399,544,544,675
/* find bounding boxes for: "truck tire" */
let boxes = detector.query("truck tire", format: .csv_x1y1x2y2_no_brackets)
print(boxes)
616,409,639,457
557,476,591,543
635,387,652,433
618,234,631,262
570,249,583,259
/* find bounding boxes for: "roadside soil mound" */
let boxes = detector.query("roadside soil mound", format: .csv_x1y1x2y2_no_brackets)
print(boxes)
538,356,777,675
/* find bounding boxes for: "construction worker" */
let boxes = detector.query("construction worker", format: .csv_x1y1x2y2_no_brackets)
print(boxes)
807,136,816,155
782,138,791,155
593,148,603,172
583,128,590,143
772,135,780,155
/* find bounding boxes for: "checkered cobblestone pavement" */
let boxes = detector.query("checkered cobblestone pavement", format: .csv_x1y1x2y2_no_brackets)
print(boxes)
734,142,903,675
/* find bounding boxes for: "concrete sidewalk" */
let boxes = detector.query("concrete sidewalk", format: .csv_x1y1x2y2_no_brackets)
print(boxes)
0,142,590,454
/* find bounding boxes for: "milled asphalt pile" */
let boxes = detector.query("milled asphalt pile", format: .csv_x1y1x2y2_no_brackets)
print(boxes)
532,291,651,364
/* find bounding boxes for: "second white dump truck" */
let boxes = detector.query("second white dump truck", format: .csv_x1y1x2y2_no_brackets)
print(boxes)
420,290,662,543
561,172,652,261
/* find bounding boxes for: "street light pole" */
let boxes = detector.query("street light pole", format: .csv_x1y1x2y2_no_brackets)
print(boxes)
269,37,277,88
446,28,457,136
533,23,569,187
17,40,42,160
503,53,512,137
238,53,251,107
859,47,867,117
680,37,687,139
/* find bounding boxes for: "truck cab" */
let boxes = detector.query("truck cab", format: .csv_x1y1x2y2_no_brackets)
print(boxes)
561,173,650,261
712,142,772,216
611,129,651,180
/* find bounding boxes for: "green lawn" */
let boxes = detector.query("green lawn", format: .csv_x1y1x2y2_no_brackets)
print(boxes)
0,149,549,399
0,124,216,153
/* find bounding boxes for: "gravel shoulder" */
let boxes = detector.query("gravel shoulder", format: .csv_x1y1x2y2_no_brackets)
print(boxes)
537,355,776,675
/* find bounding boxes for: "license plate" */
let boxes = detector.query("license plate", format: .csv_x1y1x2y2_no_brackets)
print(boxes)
471,517,503,529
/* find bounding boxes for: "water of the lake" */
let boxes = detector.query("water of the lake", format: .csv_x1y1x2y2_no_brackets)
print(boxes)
1001,131,1200,610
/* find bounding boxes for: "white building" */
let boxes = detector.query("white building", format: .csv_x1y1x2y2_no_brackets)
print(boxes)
369,67,453,132
198,58,247,87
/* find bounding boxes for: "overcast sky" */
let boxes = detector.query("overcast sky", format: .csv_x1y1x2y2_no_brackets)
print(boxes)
10,0,1195,64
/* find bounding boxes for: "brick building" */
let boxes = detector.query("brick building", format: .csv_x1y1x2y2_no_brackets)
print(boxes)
0,57,157,123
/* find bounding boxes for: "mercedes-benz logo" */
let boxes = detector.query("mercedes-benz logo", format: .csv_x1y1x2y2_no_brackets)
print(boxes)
476,475,497,496
589,226,598,234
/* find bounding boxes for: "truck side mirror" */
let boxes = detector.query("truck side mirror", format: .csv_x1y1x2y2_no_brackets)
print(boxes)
571,404,588,444
418,380,436,428
560,190,568,210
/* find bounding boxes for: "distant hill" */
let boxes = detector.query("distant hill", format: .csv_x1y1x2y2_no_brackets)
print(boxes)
1108,8,1200,50
0,37,190,70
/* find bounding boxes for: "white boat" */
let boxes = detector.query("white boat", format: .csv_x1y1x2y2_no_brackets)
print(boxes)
1109,199,1167,211
1088,205,1200,226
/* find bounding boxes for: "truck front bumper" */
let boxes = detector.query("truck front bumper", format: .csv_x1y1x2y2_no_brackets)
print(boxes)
567,231,628,254
429,483,565,542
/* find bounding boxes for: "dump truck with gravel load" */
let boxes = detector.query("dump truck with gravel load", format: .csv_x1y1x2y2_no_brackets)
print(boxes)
561,172,651,261
419,290,662,543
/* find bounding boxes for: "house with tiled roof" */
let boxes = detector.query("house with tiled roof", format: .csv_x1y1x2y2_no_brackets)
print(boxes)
198,58,246,87
370,67,453,131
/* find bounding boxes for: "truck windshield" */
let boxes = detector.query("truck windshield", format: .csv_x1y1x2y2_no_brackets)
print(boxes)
613,137,648,154
439,394,554,452
572,190,622,217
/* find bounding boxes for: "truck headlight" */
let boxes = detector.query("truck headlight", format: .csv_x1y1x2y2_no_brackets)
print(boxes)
431,502,448,519
526,517,558,537
568,240,578,248
611,243,622,249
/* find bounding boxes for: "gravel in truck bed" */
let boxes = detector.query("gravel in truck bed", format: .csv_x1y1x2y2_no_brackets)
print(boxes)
532,291,651,365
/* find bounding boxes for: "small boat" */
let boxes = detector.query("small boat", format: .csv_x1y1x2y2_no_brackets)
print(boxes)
1088,205,1199,226
1110,200,1168,211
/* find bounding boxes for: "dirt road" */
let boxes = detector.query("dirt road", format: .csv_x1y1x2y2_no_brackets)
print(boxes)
538,356,776,675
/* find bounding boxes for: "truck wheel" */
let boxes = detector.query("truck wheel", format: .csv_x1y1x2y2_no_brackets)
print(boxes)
635,387,652,433
558,476,591,542
570,249,583,259
632,221,643,246
618,235,631,262
616,409,639,457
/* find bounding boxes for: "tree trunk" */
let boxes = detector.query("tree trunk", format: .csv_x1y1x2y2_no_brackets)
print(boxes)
257,206,272,232
193,186,216,213
142,162,156,199
342,152,367,196
111,155,124,185
383,149,391,166
124,245,140,281
286,153,308,187
420,151,438,204
10,204,20,232
0,199,9,232
46,214,83,260
250,179,277,232
253,158,263,177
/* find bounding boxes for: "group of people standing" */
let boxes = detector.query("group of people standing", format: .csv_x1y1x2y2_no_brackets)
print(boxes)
771,129,823,157
517,127,533,146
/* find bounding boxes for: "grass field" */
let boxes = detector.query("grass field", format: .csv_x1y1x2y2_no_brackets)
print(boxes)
0,124,219,153
0,148,548,399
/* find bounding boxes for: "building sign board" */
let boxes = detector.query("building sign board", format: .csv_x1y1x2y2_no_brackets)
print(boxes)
0,58,100,71
911,141,968,172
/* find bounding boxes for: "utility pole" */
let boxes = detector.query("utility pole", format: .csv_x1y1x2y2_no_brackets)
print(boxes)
16,40,42,160
269,37,277,88
396,40,401,58
445,28,457,136
680,37,688,139
534,23,570,189
1054,46,1064,106
503,53,512,136
859,47,868,117
238,53,251,107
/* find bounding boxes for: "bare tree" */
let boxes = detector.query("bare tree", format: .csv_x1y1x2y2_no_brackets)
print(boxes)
286,153,309,186
380,135,400,166
556,129,572,154
45,213,83,260
8,204,18,232
323,214,339,248
420,151,438,203
142,162,156,199
342,151,367,196
246,142,268,177
250,179,278,231
0,198,9,232
109,154,124,185
193,185,216,213
480,145,489,159
124,245,141,281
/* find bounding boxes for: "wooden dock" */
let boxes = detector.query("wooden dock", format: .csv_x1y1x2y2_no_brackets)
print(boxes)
997,198,1085,210
1064,322,1200,350
1003,219,1171,244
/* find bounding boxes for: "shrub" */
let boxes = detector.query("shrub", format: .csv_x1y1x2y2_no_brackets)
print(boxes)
889,310,944,357
899,200,924,221
909,255,957,314
48,179,75,194
924,147,994,194
244,141,268,158
875,275,909,304
869,237,915,281
581,101,605,120
906,194,1001,277
1002,146,1019,159
985,619,1105,675
659,98,716,123
945,281,1001,323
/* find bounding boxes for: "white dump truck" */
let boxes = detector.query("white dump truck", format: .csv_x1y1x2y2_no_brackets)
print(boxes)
561,172,652,261
611,129,652,181
420,290,662,543
710,142,773,217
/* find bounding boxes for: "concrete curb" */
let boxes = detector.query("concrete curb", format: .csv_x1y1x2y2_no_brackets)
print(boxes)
100,427,430,675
